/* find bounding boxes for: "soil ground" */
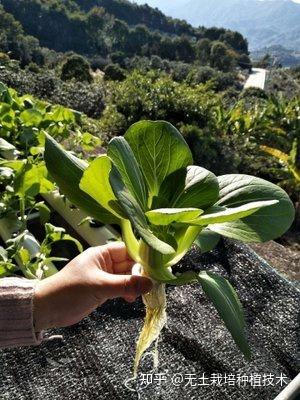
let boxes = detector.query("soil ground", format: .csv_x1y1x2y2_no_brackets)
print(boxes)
250,229,300,284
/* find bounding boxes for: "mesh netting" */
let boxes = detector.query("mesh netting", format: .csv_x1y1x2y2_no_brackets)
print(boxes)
0,239,299,400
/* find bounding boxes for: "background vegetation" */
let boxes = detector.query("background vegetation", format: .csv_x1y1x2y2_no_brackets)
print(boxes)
0,0,299,245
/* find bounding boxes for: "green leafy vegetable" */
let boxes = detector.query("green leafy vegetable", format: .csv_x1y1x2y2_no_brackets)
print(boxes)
44,119,295,377
209,174,295,242
44,133,118,224
125,121,193,201
194,229,221,254
197,271,251,359
146,208,203,225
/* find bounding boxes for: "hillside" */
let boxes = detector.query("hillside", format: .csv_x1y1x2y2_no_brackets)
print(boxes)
133,0,300,51
252,45,300,67
0,0,249,68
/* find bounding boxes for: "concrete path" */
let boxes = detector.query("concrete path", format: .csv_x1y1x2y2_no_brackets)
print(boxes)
244,68,267,89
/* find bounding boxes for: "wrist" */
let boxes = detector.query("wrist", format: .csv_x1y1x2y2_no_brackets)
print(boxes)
33,277,55,331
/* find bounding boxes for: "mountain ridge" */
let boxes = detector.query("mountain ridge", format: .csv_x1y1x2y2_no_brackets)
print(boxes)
132,0,300,50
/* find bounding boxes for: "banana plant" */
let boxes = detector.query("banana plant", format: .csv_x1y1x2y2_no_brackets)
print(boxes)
44,120,295,377
261,139,300,184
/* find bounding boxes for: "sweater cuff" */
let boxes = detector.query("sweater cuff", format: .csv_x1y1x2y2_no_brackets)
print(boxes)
0,277,44,348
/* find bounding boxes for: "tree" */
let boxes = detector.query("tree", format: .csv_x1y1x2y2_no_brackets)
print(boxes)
205,27,225,41
195,38,212,65
60,55,92,83
210,41,236,72
86,6,106,32
174,35,195,63
238,53,252,70
104,63,126,81
187,66,216,85
158,37,175,60
255,54,272,69
150,55,163,70
127,24,151,55
111,51,126,67
219,31,248,54
110,18,129,51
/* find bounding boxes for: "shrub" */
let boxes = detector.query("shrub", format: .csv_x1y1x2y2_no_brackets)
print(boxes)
210,41,237,72
107,70,217,127
103,63,126,81
98,104,127,143
212,72,238,91
240,87,268,100
26,62,40,73
187,66,217,85
60,55,92,83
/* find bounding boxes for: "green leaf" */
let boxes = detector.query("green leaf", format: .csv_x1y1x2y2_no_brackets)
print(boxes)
209,174,295,242
0,82,12,104
0,246,9,262
18,248,31,264
44,133,118,224
157,166,219,209
0,104,15,127
80,155,125,219
44,257,69,263
49,106,75,123
44,223,83,253
80,132,101,151
109,165,175,255
194,229,221,253
0,262,16,277
146,208,203,226
20,109,43,127
197,271,251,359
44,223,64,236
60,234,83,253
107,137,148,209
14,162,54,198
34,202,51,224
124,120,193,198
186,200,278,226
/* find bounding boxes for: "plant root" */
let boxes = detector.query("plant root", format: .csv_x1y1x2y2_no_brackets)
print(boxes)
133,281,167,378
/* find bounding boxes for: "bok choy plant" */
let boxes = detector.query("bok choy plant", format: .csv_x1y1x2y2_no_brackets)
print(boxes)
44,120,295,377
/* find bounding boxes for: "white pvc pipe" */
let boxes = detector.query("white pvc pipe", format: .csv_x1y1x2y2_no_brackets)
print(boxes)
0,218,41,258
274,373,300,400
42,191,118,247
0,149,60,278
0,217,57,278
0,138,20,160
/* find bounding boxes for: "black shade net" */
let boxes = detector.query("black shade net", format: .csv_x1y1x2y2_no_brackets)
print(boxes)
0,239,299,400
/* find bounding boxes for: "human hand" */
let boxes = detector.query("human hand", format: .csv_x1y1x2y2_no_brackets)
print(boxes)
33,242,152,331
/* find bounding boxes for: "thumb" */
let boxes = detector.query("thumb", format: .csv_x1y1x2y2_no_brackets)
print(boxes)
98,272,153,300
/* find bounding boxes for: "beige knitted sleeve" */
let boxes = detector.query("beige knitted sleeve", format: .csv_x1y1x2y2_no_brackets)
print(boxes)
0,277,44,348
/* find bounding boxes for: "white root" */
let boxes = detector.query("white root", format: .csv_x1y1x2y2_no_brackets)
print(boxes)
132,264,167,378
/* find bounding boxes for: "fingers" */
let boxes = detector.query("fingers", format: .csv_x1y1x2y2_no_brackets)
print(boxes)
97,271,153,301
113,259,134,274
106,241,132,263
93,242,134,274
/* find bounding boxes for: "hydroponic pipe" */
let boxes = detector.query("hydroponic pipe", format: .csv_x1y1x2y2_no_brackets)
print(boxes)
42,191,118,246
0,217,58,278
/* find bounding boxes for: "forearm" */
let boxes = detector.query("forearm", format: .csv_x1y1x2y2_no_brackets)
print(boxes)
0,277,43,349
